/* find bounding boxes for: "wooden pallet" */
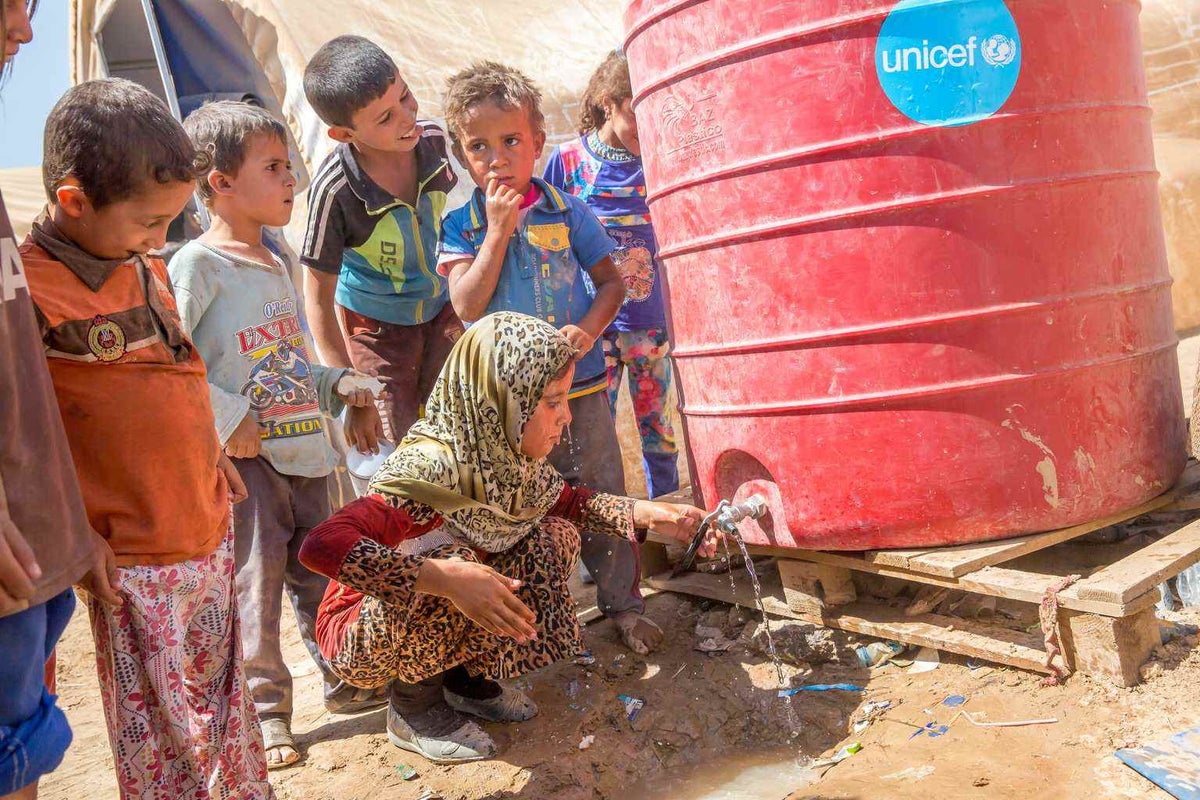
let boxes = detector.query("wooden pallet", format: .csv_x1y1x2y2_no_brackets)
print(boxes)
646,462,1200,686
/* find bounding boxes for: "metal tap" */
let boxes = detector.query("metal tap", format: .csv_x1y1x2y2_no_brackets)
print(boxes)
672,494,768,577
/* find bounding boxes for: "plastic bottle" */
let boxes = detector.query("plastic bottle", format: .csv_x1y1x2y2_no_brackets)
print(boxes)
1158,580,1178,613
1176,564,1200,608
855,640,906,668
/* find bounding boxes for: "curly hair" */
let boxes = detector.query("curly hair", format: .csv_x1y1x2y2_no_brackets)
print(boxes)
443,61,544,153
579,50,632,135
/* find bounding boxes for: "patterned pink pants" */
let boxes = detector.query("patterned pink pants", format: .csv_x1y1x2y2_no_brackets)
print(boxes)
87,527,273,800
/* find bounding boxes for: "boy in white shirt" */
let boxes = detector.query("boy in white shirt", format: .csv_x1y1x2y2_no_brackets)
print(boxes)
169,100,383,769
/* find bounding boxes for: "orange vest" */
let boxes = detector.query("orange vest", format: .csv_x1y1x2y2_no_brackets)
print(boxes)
21,241,229,566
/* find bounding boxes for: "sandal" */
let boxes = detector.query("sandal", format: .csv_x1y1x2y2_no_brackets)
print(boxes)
445,682,538,722
260,717,301,770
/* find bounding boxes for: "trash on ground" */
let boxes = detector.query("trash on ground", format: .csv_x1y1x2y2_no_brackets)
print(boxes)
909,722,951,740
811,741,862,771
566,678,580,697
1114,726,1200,798
574,650,596,666
957,710,1058,728
942,694,968,707
778,683,862,697
578,734,595,750
855,640,906,668
617,694,645,722
395,764,418,780
906,646,941,674
853,699,894,733
695,624,725,639
415,791,442,800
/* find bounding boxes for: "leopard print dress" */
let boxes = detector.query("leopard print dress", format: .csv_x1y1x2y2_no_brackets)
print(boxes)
319,312,638,686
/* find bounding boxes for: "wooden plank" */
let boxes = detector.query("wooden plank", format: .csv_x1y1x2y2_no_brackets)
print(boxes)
872,492,1181,578
1070,517,1200,604
712,538,1158,617
643,567,1057,675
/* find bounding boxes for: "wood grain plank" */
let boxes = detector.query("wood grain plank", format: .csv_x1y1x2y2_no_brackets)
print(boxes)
1070,518,1200,604
890,492,1182,578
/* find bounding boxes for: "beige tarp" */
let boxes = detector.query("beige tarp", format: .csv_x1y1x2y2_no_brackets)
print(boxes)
70,0,621,183
0,166,47,239
1144,1,1200,332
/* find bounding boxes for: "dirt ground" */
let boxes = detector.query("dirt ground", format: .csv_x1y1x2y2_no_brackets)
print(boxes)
40,573,1200,800
37,340,1200,800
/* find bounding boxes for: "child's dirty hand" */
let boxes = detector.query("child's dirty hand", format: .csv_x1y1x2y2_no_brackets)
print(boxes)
225,411,266,459
76,530,122,607
336,371,384,407
634,502,719,555
0,511,39,616
559,324,595,356
485,177,522,236
429,559,539,643
345,403,384,455
217,452,249,504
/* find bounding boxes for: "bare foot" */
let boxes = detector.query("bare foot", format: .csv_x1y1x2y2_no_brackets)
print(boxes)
614,610,664,655
261,717,301,770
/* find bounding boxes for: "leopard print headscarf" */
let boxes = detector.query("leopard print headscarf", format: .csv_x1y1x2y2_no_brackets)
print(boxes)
369,312,578,552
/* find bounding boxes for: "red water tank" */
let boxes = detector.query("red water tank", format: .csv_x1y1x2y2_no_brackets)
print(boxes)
625,0,1186,550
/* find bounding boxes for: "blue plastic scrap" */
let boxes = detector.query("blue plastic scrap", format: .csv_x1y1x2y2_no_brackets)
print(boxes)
942,695,968,707
778,683,863,697
909,722,951,740
617,694,645,722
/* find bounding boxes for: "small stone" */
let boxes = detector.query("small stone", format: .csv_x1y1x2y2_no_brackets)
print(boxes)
973,777,990,787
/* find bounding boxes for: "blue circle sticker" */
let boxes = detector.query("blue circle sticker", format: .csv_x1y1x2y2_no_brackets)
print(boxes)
875,0,1021,127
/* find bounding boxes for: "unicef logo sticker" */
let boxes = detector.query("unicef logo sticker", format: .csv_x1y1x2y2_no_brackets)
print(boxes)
875,0,1021,127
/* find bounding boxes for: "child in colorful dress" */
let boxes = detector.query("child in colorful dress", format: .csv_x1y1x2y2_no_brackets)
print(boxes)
543,50,680,499
299,312,719,763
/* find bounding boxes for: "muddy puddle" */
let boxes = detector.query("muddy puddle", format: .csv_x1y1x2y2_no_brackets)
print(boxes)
625,747,817,800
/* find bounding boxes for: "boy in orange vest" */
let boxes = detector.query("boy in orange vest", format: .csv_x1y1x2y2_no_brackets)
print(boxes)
21,79,273,799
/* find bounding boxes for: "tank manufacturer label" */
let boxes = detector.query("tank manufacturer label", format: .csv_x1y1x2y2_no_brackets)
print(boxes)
875,0,1021,127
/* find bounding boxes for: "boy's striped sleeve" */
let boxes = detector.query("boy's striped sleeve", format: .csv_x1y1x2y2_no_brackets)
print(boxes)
301,156,349,273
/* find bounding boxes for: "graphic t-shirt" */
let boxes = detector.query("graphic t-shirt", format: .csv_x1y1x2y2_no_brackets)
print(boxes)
543,133,667,331
169,241,347,478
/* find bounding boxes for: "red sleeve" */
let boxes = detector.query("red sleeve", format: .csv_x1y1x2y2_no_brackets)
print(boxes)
299,495,438,580
547,483,596,524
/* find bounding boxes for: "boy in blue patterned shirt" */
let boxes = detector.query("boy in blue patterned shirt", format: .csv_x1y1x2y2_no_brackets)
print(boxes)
438,62,665,656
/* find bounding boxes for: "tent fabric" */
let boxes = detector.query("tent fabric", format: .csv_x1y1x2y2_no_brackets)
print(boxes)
0,166,47,240
70,0,622,187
